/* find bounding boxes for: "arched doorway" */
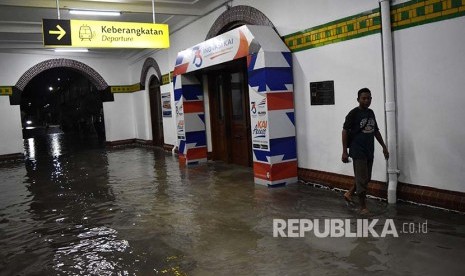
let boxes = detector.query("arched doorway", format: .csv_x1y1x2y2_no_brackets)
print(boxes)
14,59,110,161
20,67,105,142
199,5,275,168
148,76,164,147
14,59,110,137
205,5,276,39
15,59,108,92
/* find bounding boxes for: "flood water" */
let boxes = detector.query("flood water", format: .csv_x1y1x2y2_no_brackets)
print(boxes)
1,129,465,275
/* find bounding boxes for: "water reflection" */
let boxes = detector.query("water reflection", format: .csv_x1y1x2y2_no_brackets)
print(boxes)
49,133,62,158
54,226,130,275
26,138,36,160
1,132,465,275
1,132,128,275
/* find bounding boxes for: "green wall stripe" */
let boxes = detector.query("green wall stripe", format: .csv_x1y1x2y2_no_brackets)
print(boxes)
283,8,381,53
161,71,173,85
391,0,465,31
283,0,465,53
111,83,142,93
0,86,13,96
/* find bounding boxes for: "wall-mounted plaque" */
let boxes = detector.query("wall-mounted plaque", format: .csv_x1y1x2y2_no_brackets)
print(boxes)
310,81,334,105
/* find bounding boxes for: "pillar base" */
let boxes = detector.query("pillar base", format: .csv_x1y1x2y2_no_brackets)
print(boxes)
254,177,298,187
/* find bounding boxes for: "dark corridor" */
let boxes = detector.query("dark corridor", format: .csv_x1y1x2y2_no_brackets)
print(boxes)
20,68,105,142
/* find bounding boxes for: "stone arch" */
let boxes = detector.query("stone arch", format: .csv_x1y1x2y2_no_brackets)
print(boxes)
15,58,108,91
140,57,162,87
206,5,276,40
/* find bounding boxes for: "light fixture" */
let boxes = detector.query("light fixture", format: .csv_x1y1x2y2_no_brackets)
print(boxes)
54,48,89,53
69,9,121,16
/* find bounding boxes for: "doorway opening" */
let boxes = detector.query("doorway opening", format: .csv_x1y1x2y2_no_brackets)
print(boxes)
206,58,252,167
19,67,106,162
148,77,164,147
20,68,105,142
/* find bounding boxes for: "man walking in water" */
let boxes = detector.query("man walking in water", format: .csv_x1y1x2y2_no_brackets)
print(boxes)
341,88,389,214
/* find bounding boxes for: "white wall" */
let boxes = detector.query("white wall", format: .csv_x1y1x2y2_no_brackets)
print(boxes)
103,93,135,142
0,97,23,155
232,0,377,36
129,56,159,143
394,17,465,193
0,52,130,86
127,62,177,146
132,89,151,141
167,7,226,66
132,66,157,142
293,35,386,182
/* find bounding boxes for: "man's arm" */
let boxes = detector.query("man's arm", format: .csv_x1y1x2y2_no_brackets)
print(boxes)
341,129,349,163
375,131,389,160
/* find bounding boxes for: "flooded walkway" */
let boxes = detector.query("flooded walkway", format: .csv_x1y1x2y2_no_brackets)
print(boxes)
1,131,465,275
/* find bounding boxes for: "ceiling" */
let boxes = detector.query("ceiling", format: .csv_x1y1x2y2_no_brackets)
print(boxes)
0,0,231,61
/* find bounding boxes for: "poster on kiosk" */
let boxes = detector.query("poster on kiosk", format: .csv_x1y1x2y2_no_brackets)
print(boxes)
249,90,269,152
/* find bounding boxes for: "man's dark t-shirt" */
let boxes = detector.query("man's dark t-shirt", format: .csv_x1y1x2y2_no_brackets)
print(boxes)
343,107,379,160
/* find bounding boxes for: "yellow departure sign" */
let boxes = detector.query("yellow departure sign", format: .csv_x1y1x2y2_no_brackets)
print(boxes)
43,19,169,48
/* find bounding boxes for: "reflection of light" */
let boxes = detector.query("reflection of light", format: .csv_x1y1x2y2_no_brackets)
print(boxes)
26,120,32,125
53,226,129,275
50,134,61,158
27,138,35,160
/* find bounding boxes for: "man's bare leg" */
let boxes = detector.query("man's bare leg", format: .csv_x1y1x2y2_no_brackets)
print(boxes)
344,185,355,202
358,192,369,214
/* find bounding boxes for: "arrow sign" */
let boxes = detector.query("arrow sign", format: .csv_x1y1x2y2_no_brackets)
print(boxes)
49,25,66,40
42,18,170,48
42,19,71,46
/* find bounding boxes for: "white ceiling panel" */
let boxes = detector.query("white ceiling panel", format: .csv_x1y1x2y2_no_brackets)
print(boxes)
0,0,230,59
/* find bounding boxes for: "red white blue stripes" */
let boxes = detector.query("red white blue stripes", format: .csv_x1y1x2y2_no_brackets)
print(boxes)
173,25,297,185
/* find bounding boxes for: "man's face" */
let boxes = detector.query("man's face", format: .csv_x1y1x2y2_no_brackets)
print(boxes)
358,92,372,109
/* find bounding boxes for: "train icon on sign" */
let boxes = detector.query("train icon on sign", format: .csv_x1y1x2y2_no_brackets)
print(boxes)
79,25,94,41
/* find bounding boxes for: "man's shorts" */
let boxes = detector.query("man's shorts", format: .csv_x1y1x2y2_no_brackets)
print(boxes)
353,158,374,194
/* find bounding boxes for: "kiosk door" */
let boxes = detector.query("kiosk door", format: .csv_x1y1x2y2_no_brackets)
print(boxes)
208,59,251,167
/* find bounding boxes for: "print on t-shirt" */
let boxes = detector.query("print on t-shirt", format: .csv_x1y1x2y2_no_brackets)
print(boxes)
360,117,376,134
